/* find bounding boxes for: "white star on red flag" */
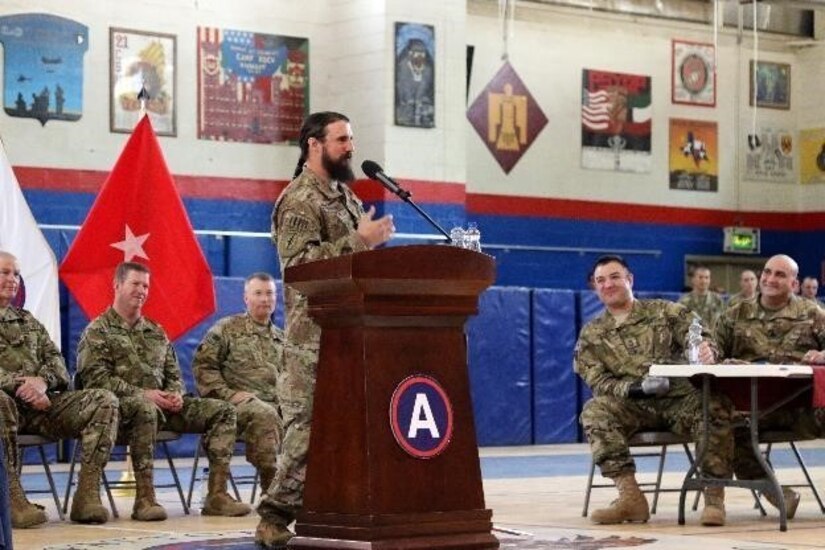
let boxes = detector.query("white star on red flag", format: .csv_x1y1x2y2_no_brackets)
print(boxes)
110,225,150,262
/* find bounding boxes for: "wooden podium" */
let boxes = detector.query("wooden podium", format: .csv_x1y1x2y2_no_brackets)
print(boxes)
284,245,499,549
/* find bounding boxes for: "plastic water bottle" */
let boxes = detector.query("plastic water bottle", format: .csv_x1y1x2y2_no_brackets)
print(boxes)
199,467,209,506
465,222,481,252
687,317,703,365
449,226,465,248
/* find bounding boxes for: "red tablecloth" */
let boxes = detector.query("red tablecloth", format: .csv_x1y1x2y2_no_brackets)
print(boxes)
812,365,825,408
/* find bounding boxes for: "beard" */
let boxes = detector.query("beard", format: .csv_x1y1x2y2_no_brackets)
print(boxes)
322,149,355,182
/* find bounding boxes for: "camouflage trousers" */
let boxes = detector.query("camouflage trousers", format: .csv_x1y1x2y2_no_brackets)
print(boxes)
0,389,118,472
257,344,317,524
734,407,825,480
118,395,237,472
581,391,734,480
236,397,282,471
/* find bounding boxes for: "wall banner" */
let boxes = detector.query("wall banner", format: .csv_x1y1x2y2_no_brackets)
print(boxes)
581,69,652,173
197,27,308,144
0,13,88,126
800,128,825,185
744,128,795,183
466,61,548,174
669,118,718,192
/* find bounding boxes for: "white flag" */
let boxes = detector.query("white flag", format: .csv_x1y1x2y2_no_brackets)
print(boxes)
0,137,61,347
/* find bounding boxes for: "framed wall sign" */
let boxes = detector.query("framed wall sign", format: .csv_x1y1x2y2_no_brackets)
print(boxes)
672,39,715,107
749,60,790,111
110,28,176,135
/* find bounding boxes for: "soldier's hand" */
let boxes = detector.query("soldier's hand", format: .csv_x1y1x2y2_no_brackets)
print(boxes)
144,389,177,411
165,392,184,413
229,391,256,405
15,376,48,405
357,206,395,248
802,350,825,364
697,341,716,364
27,393,51,411
628,376,670,398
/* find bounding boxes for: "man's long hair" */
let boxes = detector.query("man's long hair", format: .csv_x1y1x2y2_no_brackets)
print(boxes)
293,111,350,178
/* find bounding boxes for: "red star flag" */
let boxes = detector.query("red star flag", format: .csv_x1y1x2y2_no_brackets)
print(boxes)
0,136,61,346
60,116,215,340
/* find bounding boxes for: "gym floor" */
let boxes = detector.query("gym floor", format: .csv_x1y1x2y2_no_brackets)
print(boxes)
13,441,825,549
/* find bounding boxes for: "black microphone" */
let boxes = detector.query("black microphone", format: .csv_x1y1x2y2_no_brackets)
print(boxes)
360,160,451,242
361,160,411,200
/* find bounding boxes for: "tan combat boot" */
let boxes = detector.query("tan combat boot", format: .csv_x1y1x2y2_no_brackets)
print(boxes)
255,516,293,548
70,465,109,524
590,472,650,524
700,487,726,526
258,466,276,494
202,464,252,516
763,486,801,520
8,470,48,528
132,468,167,521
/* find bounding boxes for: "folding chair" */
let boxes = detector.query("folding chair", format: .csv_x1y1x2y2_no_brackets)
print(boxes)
583,430,696,517
62,431,190,518
756,430,825,514
18,433,65,520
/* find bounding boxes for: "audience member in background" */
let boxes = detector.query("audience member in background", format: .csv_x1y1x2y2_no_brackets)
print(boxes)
575,255,734,527
800,276,824,308
727,269,758,308
679,265,726,331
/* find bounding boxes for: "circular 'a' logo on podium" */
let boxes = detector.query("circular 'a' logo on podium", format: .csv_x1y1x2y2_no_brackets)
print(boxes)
389,375,454,459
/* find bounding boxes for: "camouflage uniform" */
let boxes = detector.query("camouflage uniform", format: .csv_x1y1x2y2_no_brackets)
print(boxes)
715,294,825,479
193,313,285,475
258,167,368,524
678,292,727,332
727,292,756,309
77,307,237,473
0,306,118,475
575,299,733,480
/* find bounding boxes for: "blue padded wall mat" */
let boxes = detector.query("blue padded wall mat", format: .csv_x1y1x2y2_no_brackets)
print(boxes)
466,286,532,446
532,289,578,443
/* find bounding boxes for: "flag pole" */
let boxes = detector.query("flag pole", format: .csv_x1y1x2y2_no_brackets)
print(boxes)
112,81,152,498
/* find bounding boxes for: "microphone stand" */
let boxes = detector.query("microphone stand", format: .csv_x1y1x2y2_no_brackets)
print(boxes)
391,189,452,243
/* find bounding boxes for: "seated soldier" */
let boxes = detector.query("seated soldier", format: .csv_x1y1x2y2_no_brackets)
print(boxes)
716,254,825,519
77,261,251,520
0,251,117,528
193,272,284,493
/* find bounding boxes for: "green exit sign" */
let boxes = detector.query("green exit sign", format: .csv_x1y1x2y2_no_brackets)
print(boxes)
723,227,760,254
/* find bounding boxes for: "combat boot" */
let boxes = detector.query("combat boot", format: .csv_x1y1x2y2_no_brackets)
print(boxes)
255,516,293,548
700,487,726,526
258,466,276,494
590,472,650,524
132,468,167,521
9,470,48,528
202,464,252,516
70,465,109,524
763,486,801,520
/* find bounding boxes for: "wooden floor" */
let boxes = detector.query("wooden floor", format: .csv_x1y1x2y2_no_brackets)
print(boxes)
14,441,825,549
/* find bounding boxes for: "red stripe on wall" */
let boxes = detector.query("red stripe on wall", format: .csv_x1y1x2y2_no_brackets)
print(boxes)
466,193,825,231
13,166,466,204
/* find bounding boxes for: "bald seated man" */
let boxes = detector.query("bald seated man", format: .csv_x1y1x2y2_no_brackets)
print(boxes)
715,254,825,519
